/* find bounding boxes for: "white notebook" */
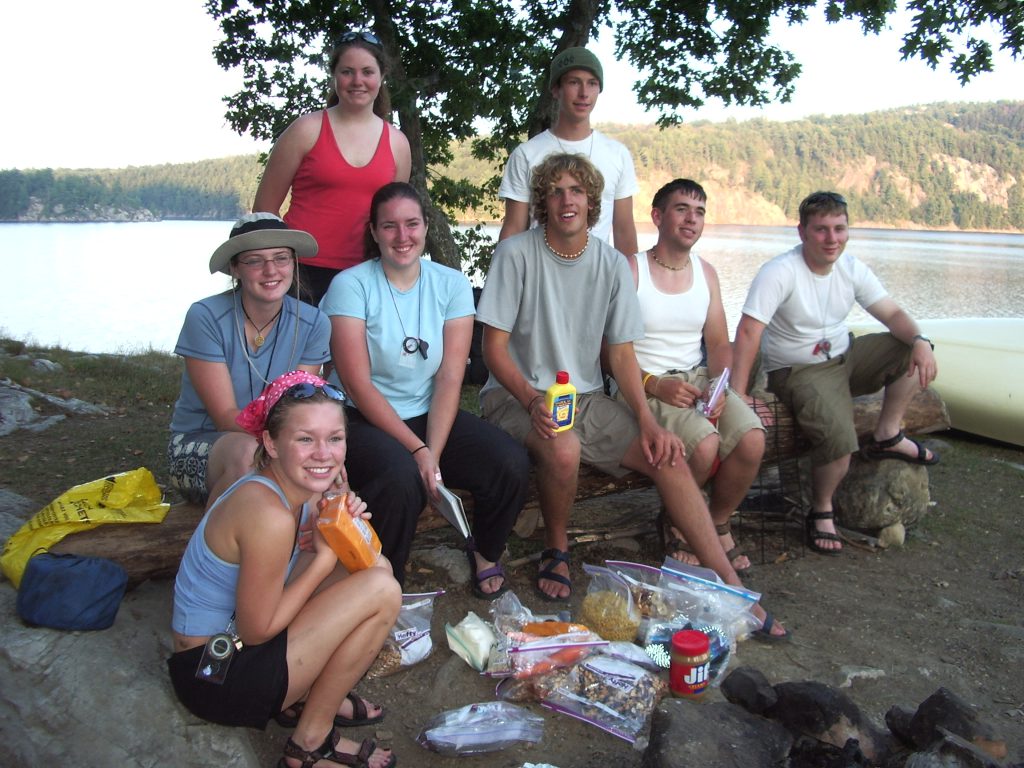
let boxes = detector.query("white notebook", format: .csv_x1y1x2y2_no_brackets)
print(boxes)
434,484,471,538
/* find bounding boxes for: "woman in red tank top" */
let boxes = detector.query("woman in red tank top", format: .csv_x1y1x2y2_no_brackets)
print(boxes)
254,31,412,306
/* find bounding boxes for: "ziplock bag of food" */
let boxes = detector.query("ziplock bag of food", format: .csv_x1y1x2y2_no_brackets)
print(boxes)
541,654,667,745
579,563,641,642
416,701,544,755
366,590,444,678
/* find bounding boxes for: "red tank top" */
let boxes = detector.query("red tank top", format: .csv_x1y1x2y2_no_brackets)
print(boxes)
284,110,397,271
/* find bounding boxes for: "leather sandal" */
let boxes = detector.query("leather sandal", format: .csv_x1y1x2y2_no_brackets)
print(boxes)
805,510,842,555
657,509,700,566
715,521,750,572
275,692,384,729
278,729,395,768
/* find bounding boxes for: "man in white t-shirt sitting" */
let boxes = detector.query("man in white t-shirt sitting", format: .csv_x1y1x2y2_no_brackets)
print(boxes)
497,46,638,257
622,179,765,572
732,191,939,555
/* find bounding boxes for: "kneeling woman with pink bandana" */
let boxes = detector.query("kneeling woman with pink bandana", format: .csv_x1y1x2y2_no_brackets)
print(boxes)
168,370,400,768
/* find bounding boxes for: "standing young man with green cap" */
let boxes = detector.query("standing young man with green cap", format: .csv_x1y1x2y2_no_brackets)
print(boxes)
498,46,639,257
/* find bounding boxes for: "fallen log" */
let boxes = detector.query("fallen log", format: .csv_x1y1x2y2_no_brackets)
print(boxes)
50,387,949,586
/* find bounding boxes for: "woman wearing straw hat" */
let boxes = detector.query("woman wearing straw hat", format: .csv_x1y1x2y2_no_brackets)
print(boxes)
254,29,412,306
167,213,331,507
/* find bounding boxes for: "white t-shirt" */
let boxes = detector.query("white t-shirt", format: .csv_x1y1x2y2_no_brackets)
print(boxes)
742,245,888,371
498,129,638,244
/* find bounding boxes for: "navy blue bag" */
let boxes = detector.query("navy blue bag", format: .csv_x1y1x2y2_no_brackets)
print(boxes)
16,552,128,631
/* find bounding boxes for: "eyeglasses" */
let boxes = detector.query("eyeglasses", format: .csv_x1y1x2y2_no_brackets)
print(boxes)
336,30,382,48
402,336,429,360
237,254,294,269
283,382,346,402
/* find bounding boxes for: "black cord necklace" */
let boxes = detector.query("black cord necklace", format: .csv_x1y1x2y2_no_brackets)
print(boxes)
241,300,282,348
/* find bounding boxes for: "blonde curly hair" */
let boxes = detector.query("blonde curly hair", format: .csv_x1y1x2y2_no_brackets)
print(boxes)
530,153,603,229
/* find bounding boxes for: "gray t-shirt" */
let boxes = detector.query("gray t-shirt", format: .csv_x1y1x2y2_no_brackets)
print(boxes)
170,292,331,435
476,228,643,395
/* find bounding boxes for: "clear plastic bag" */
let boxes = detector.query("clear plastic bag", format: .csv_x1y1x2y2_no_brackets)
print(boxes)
659,557,761,640
416,701,545,755
605,560,684,621
366,590,444,678
445,611,496,672
541,655,667,744
579,564,641,642
506,631,606,679
641,620,733,686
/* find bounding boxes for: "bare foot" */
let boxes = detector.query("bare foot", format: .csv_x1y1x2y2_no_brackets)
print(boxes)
717,527,751,571
471,552,506,596
537,551,571,600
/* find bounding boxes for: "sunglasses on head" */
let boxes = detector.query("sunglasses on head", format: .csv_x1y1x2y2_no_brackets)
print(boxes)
283,382,345,402
336,30,382,48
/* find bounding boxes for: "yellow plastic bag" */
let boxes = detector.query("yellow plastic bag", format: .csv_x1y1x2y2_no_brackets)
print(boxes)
1,468,169,588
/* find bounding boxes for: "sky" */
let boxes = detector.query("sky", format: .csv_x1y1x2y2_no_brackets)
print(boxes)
1,1,1018,170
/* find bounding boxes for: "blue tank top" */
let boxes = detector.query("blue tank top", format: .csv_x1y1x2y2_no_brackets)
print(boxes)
171,474,309,636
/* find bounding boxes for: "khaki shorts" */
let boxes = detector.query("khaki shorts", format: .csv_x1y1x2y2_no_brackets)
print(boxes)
623,367,764,458
767,332,911,466
481,387,639,477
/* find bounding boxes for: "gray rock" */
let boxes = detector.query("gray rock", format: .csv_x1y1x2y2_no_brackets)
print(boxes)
905,729,1007,768
767,680,888,761
0,388,37,437
909,688,1005,758
642,699,792,768
886,704,917,746
720,666,778,714
835,456,931,531
0,580,262,766
30,359,63,373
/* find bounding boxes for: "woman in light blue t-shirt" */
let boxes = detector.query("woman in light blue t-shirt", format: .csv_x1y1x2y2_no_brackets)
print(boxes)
167,214,331,506
322,183,529,598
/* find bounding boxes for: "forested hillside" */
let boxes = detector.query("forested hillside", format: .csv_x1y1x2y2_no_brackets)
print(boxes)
2,101,1021,230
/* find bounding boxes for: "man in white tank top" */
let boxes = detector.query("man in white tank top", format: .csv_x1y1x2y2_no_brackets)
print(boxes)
623,179,765,572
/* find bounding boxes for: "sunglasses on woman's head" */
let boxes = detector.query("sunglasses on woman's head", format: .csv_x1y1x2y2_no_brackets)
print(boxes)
283,383,345,402
336,30,382,48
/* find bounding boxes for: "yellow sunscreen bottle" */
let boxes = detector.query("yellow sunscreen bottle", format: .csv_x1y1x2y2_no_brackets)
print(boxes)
545,370,577,432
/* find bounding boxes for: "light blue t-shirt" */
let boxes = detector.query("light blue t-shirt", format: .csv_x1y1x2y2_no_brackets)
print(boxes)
171,473,310,636
320,258,475,419
169,292,331,435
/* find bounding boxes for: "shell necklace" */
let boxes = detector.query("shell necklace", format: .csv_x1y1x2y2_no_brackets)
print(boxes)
544,230,589,261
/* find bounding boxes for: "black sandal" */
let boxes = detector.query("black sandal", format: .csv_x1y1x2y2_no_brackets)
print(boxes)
275,692,384,729
861,429,939,465
279,729,395,768
805,510,842,555
535,547,571,602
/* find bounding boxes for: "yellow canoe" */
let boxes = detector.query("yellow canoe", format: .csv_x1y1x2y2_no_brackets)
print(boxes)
852,318,1023,447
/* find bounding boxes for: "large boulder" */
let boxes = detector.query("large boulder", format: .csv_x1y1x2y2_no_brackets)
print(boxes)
0,579,262,766
835,456,931,531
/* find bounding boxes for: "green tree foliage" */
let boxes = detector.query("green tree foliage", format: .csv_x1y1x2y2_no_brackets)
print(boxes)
0,157,261,221
204,0,1021,273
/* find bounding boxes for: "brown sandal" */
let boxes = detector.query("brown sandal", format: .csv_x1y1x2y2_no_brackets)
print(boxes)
276,691,384,729
714,521,750,571
278,729,395,768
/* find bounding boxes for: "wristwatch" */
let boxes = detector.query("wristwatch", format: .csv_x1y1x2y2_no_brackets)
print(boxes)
912,334,934,350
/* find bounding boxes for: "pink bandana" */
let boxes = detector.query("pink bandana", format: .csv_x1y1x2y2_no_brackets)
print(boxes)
235,370,329,438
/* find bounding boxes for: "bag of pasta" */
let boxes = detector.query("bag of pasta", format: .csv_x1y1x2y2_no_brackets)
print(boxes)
579,564,641,642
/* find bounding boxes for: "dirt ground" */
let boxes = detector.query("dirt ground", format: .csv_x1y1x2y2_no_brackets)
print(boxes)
252,430,1023,768
0,348,1021,767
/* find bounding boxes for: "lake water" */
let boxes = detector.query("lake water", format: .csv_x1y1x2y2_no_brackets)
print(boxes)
2,221,1022,354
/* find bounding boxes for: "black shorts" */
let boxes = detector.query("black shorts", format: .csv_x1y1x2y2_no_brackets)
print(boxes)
167,629,289,729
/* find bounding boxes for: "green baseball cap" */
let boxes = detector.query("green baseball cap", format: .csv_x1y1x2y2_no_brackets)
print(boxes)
549,46,603,91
